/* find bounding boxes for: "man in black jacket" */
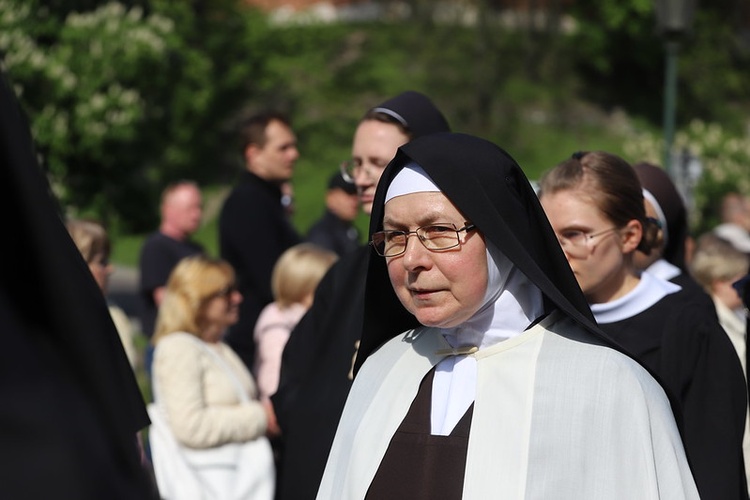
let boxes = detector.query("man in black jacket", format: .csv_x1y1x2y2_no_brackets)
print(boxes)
272,91,450,500
306,171,360,257
219,111,301,371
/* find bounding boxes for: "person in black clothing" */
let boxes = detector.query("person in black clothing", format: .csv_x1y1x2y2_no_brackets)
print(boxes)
219,111,301,370
272,91,450,500
0,70,157,498
632,162,704,291
138,180,204,378
306,171,360,257
539,151,748,500
139,181,204,338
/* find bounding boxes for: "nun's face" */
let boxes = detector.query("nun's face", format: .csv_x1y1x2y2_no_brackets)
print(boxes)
351,120,410,215
384,191,488,328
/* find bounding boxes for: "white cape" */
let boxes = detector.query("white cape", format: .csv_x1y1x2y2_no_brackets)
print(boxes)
318,312,698,499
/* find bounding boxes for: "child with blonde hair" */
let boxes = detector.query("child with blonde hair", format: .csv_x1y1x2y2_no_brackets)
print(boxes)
253,243,338,401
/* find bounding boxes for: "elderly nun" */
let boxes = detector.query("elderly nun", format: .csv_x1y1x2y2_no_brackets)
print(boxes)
318,133,698,500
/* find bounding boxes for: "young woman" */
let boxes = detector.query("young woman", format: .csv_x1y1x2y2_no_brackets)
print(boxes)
539,151,748,500
319,134,698,499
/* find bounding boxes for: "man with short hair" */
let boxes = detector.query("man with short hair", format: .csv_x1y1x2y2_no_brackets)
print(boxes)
138,181,205,377
219,111,301,370
306,171,360,257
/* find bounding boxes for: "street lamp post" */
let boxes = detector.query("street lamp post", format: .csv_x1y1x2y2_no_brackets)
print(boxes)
654,0,697,180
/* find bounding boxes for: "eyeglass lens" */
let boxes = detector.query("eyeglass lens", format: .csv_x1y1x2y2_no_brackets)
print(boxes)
372,224,473,257
341,160,387,183
558,227,617,257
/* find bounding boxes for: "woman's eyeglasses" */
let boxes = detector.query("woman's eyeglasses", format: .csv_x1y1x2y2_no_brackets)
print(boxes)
371,223,476,257
556,227,619,258
206,284,237,301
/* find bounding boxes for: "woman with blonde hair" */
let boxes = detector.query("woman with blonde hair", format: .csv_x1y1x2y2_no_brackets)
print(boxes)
150,255,274,500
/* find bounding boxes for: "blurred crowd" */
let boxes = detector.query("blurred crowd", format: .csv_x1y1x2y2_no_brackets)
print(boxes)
3,68,750,499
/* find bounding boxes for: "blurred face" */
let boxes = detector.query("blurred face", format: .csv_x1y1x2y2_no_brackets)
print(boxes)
713,273,746,311
200,284,242,342
384,191,487,328
247,120,299,183
540,189,642,304
327,188,359,222
164,184,203,238
88,253,112,293
351,120,409,215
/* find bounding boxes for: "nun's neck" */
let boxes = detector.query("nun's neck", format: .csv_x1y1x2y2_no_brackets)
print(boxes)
439,247,544,351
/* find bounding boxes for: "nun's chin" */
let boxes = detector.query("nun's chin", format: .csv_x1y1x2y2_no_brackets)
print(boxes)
407,301,480,329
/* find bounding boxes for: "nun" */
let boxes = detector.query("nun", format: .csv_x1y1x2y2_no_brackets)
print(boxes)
318,133,698,499
0,72,156,497
272,90,450,500
632,161,709,298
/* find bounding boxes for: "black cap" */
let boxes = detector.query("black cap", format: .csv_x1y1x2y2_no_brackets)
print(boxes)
328,171,357,194
369,91,450,138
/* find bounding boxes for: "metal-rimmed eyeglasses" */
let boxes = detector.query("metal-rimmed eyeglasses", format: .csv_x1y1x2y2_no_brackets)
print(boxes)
371,223,477,257
340,158,390,183
556,226,619,258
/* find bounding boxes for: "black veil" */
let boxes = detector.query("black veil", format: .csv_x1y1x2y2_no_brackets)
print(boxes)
0,71,155,498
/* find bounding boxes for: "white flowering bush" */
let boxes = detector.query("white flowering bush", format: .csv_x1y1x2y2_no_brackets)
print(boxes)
623,120,750,233
0,0,175,212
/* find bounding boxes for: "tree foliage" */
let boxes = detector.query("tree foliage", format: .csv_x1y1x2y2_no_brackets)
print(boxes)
1,0,271,231
570,0,750,128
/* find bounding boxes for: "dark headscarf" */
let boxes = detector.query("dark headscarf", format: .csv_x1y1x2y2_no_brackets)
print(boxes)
633,162,689,271
369,90,450,138
0,71,155,497
357,133,609,371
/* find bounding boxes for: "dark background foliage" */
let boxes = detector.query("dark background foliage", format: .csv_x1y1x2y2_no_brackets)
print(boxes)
2,0,749,249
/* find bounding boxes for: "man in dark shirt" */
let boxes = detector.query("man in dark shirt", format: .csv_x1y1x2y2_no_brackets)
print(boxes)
138,181,204,338
306,171,360,257
219,111,301,370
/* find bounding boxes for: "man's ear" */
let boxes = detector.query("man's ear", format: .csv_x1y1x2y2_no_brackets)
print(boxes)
244,144,260,166
621,219,643,254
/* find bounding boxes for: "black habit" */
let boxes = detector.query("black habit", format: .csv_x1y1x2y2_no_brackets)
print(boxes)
0,71,156,498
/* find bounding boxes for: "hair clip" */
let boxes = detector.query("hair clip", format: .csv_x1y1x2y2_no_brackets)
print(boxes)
645,216,662,229
571,151,587,160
